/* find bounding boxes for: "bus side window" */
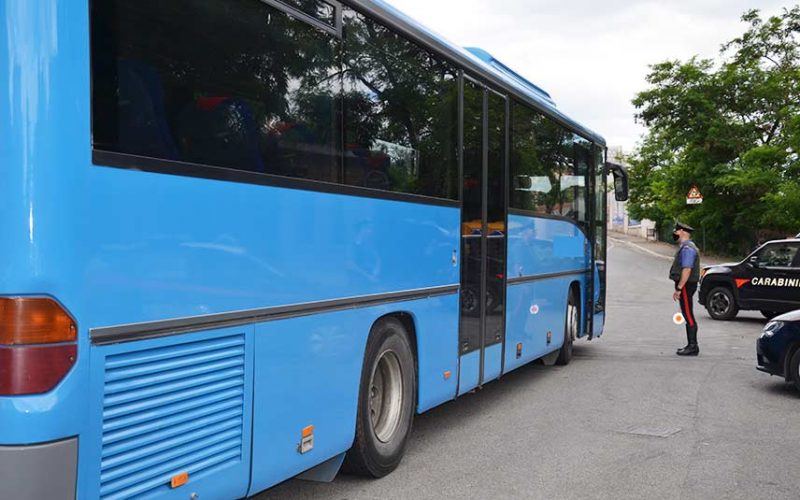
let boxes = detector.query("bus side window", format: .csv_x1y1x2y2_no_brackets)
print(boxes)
93,0,342,184
114,60,181,161
176,97,265,173
340,8,459,199
570,138,592,229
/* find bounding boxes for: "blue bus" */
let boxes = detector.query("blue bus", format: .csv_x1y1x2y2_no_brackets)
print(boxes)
0,1,627,498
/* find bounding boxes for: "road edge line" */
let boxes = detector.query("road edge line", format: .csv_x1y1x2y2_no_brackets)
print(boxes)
609,237,672,261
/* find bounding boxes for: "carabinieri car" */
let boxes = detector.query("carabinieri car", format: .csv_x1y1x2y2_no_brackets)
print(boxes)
757,310,800,392
699,238,800,320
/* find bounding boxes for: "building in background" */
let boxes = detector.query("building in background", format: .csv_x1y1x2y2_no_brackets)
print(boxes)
607,146,656,240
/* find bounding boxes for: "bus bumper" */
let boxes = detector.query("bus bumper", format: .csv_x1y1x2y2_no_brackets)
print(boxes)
0,437,77,500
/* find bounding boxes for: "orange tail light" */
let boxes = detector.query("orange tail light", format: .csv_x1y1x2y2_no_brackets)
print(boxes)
0,297,77,344
0,297,78,395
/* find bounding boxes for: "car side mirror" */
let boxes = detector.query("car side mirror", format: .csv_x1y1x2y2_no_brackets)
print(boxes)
605,162,629,202
749,255,759,267
513,175,532,191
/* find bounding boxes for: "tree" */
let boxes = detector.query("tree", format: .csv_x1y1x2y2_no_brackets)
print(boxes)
629,6,800,253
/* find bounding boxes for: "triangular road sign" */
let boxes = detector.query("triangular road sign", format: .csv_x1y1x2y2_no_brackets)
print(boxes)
687,186,702,199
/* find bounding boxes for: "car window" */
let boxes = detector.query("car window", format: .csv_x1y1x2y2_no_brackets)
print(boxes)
757,243,800,268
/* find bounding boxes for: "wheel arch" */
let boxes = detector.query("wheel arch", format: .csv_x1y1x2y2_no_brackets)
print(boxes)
371,311,418,396
569,280,581,298
703,278,739,303
384,311,418,358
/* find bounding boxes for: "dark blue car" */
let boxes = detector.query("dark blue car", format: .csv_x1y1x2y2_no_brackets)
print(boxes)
757,309,800,392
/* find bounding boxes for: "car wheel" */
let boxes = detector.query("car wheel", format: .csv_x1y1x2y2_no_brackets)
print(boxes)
556,289,578,365
761,310,779,320
461,286,480,317
343,318,416,477
705,286,738,320
789,348,800,394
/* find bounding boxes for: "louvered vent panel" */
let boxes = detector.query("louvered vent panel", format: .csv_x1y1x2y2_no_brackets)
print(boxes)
100,334,246,500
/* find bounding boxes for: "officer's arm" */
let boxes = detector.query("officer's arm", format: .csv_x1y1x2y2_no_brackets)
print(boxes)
677,268,691,291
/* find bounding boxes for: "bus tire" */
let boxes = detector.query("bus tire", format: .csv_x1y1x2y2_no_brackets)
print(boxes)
556,289,578,365
343,317,416,478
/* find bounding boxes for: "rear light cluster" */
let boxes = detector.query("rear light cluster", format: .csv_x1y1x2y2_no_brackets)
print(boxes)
0,297,77,396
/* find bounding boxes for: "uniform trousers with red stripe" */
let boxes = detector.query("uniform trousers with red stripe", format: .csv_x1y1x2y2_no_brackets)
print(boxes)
677,281,698,345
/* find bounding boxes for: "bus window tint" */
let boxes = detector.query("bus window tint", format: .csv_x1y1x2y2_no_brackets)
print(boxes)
270,0,338,29
341,9,459,199
568,136,591,228
510,101,583,220
510,103,544,211
92,0,342,182
594,146,608,311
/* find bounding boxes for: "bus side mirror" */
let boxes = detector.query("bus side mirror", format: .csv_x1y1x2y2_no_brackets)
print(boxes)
605,162,629,202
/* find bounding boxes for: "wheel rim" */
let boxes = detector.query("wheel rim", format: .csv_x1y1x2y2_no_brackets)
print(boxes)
369,350,404,443
462,289,478,314
567,302,578,349
709,291,730,316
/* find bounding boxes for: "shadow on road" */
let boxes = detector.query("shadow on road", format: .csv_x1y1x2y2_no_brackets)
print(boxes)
262,348,585,498
699,314,767,326
759,379,800,400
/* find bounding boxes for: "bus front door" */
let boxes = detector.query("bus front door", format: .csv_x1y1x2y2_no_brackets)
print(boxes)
458,79,508,395
591,146,608,337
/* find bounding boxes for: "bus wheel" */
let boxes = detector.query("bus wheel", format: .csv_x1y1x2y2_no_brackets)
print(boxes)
556,290,578,365
343,318,416,477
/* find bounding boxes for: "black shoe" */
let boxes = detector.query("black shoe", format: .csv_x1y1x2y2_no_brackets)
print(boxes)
676,344,699,356
676,344,690,354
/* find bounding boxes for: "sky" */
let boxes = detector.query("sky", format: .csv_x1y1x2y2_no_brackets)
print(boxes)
386,0,791,152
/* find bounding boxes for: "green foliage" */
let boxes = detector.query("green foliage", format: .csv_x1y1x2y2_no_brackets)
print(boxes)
630,6,800,254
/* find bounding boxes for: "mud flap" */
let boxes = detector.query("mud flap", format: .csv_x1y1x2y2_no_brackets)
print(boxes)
296,453,346,483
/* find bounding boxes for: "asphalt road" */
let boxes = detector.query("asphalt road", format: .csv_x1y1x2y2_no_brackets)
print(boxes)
259,239,800,499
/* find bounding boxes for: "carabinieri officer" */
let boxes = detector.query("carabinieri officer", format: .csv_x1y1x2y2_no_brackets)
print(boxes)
670,222,701,356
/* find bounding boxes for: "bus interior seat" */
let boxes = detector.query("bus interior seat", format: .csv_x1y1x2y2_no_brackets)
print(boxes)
177,97,265,173
116,60,181,160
